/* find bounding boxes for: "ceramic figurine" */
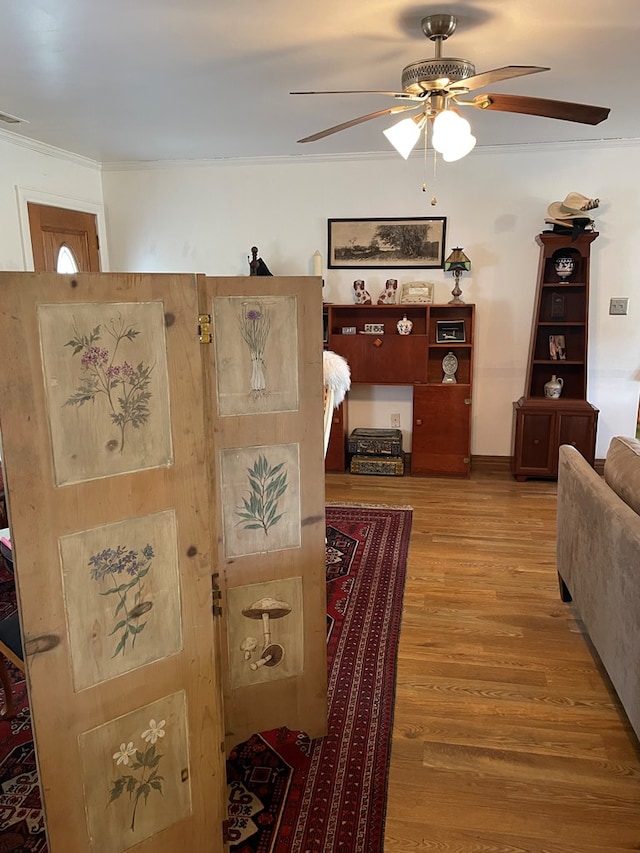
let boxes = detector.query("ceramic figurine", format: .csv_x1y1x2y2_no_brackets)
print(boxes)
377,279,398,304
353,280,372,304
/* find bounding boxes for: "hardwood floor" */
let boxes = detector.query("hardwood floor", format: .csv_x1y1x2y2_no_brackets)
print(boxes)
325,469,640,853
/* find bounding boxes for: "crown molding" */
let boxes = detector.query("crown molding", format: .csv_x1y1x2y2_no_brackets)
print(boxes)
100,136,640,171
0,127,101,170
2,124,638,172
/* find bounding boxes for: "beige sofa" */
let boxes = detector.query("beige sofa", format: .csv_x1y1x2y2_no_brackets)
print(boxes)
556,436,640,742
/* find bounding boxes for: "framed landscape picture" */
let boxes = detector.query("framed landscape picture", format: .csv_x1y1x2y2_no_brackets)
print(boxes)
328,217,447,269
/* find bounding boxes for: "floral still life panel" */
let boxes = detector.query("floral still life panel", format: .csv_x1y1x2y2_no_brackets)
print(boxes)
38,302,173,486
226,577,303,689
79,691,191,852
59,509,182,691
220,443,301,558
213,295,299,417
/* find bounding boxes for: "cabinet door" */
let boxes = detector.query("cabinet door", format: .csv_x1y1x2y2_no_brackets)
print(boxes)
329,334,428,384
0,272,226,852
412,384,471,475
515,410,555,475
201,277,328,749
557,412,597,466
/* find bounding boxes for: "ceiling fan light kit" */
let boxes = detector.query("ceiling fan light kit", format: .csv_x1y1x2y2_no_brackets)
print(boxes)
291,13,610,163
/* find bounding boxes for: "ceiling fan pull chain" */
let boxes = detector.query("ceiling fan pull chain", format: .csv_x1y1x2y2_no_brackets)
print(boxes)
431,131,438,206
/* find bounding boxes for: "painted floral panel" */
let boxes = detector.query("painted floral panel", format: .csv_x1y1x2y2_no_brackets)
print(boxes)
79,692,191,851
227,577,304,688
220,443,301,558
38,302,173,485
213,295,299,417
59,510,182,691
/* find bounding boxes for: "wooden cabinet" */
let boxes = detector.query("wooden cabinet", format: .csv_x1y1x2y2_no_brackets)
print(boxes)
512,398,598,479
512,232,599,480
327,302,475,476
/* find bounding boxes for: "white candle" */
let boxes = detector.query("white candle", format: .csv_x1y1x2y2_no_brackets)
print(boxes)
313,250,323,277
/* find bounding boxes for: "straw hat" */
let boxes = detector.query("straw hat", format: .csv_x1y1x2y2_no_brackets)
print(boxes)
547,192,599,222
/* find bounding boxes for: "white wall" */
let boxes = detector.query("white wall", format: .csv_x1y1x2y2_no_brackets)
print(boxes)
0,131,104,271
101,141,640,458
1,130,637,459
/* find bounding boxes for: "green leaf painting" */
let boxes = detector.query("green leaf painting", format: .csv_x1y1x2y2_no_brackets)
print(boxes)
236,454,288,534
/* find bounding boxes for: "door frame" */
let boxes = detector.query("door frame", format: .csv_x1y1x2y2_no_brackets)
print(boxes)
16,186,110,271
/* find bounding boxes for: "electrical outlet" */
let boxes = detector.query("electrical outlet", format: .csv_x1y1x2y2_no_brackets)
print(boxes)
609,297,629,315
390,413,400,428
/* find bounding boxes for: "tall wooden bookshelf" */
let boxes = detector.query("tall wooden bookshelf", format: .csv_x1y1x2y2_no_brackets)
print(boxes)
512,231,599,480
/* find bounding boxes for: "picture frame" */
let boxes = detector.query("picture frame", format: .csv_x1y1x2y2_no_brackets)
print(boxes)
549,334,566,360
400,281,435,304
436,320,465,344
328,217,447,269
550,292,565,321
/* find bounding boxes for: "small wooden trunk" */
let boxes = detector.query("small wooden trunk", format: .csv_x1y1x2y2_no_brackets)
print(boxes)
350,454,405,476
347,428,403,457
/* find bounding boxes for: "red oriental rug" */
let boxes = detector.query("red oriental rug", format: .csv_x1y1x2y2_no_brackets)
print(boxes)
0,563,47,852
226,503,412,853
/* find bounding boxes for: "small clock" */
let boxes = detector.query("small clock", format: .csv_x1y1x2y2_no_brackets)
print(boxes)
442,351,458,384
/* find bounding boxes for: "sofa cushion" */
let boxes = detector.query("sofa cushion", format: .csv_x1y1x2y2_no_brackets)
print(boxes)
604,435,640,515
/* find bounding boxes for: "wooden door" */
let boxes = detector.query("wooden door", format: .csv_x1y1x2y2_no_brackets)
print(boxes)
0,272,226,852
200,277,328,748
27,203,101,272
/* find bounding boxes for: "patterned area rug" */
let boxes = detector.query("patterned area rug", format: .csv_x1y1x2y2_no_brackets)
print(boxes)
0,564,47,852
226,503,412,853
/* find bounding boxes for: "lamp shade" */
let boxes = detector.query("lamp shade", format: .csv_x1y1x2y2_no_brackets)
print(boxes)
442,133,476,162
444,247,471,272
432,109,476,161
383,114,426,159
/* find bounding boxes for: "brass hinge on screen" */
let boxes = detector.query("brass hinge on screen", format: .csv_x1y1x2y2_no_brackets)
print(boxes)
212,573,222,617
198,313,212,344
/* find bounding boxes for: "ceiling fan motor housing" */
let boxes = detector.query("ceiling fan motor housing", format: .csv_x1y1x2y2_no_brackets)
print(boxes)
402,57,476,94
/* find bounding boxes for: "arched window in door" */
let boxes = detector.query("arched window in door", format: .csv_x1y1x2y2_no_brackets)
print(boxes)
56,244,80,274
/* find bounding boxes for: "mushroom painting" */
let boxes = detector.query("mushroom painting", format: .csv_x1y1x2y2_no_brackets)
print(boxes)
241,596,291,672
227,578,303,688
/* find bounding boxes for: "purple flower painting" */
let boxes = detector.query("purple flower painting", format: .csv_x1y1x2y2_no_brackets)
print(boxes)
64,316,153,452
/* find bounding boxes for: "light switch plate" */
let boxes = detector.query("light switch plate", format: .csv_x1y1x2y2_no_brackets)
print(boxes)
609,297,629,315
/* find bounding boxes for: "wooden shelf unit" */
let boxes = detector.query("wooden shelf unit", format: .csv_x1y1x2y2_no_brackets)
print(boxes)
325,302,475,476
512,231,599,480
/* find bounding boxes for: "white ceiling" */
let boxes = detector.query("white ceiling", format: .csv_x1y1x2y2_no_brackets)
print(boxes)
0,0,637,164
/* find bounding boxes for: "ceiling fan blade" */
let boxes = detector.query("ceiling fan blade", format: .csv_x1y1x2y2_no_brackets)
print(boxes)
297,105,420,143
291,89,422,101
473,92,610,125
450,65,549,93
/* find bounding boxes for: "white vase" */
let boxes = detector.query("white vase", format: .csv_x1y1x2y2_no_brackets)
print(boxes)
396,314,413,335
544,374,564,399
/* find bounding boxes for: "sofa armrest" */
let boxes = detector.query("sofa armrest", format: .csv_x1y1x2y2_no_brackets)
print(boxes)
557,444,640,739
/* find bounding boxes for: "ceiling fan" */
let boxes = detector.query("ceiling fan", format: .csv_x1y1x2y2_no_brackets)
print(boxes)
291,13,610,157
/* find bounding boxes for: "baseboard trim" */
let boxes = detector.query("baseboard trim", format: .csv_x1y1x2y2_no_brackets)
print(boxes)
470,455,606,476
471,455,512,474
